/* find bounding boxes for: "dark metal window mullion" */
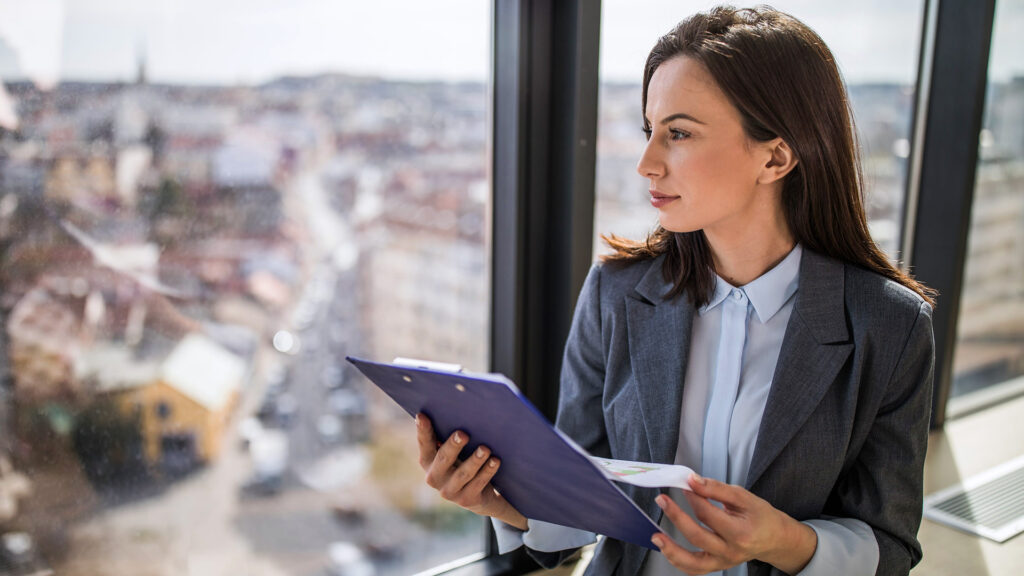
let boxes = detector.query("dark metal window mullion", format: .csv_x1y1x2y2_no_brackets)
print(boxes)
905,0,997,428
486,0,601,569
491,0,600,416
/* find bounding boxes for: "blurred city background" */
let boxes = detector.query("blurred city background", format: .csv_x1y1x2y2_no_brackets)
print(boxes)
0,1,1020,575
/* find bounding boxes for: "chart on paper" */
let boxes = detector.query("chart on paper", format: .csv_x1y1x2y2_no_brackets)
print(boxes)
590,456,696,491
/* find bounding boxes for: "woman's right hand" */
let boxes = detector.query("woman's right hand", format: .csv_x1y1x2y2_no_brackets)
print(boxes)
416,413,528,530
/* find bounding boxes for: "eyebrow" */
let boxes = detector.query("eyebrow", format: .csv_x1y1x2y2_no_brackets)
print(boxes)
645,112,706,126
659,112,706,126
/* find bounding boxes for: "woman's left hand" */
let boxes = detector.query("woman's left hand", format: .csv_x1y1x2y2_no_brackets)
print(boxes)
652,473,817,575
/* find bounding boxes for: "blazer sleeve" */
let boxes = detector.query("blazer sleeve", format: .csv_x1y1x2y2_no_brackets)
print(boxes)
828,301,935,575
524,264,609,569
556,264,611,457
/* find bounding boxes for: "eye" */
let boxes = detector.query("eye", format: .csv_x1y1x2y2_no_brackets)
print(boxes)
641,127,652,141
669,128,690,141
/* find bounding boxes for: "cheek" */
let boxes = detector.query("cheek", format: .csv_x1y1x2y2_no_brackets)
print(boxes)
670,147,727,195
677,143,758,196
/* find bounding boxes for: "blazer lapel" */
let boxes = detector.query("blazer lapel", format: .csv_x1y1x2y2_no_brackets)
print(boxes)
745,249,854,490
625,257,694,465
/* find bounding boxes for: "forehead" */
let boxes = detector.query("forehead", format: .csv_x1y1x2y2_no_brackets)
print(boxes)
645,55,738,123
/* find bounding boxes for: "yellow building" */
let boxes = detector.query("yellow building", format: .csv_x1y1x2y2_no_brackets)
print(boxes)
138,333,244,466
77,333,245,470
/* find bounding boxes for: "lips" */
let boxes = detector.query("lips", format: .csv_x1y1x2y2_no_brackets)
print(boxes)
649,190,679,208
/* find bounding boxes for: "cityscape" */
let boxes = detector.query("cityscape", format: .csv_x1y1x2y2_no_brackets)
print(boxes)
0,67,490,576
0,46,1022,576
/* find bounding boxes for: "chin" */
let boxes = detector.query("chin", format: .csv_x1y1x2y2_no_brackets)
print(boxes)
658,217,701,234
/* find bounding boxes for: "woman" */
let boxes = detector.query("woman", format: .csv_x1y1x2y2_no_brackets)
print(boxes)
416,6,935,576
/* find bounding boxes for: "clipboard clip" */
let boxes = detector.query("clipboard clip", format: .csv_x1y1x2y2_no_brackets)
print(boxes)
392,357,463,373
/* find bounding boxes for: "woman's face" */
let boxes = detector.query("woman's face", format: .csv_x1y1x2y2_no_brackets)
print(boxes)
637,55,776,236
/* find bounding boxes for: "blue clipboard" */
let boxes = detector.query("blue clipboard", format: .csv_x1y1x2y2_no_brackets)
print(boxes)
347,356,661,550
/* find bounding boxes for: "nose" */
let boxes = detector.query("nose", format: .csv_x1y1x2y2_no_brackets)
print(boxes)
636,137,664,180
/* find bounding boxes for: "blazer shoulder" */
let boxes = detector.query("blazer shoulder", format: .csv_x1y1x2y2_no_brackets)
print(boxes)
843,264,931,329
588,255,664,299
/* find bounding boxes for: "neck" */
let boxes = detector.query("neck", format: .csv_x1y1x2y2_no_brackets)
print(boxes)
704,204,795,287
710,238,796,287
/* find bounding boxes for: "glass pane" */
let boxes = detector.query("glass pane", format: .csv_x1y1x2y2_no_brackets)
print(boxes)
595,0,925,259
0,2,491,575
951,0,1024,400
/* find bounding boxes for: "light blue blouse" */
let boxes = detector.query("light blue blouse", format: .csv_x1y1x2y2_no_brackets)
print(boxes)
494,245,879,575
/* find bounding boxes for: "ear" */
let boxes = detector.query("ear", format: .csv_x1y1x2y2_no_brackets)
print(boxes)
758,138,798,185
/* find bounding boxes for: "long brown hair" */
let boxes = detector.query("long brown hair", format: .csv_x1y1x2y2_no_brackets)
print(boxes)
603,5,936,308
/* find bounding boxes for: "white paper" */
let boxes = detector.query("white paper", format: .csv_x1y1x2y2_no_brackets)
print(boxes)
590,456,696,492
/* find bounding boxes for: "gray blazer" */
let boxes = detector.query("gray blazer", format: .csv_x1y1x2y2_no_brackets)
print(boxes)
530,248,934,576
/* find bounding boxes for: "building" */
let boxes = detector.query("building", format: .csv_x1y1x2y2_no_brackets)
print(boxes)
5,283,89,402
357,163,489,373
80,333,245,471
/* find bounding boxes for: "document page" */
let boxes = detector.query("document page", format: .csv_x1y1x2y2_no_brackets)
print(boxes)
590,456,696,492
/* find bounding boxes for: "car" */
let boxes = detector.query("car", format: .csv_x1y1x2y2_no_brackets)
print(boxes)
316,414,344,445
256,392,279,422
241,430,288,497
237,416,264,449
291,301,316,331
326,542,375,576
240,472,283,497
329,497,365,524
322,365,344,390
274,393,299,428
265,362,290,392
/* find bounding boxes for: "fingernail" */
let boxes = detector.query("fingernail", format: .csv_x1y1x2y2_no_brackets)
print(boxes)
453,432,463,444
690,473,706,486
488,458,498,468
475,447,486,459
415,414,422,427
651,535,663,548
655,495,667,508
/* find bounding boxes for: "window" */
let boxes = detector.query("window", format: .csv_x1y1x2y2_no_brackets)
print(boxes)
0,2,491,574
950,0,1024,404
593,0,925,260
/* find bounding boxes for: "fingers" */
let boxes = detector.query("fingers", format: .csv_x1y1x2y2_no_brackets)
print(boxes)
657,494,726,557
462,450,500,495
689,473,748,509
446,448,502,507
651,532,718,575
418,422,504,514
682,478,780,564
440,444,489,499
415,414,439,470
424,428,469,488
684,489,736,534
654,476,782,572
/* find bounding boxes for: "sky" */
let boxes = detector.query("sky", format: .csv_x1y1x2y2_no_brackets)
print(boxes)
0,0,1021,87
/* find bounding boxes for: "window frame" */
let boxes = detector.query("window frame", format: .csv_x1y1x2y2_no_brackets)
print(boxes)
477,0,603,572
904,0,997,428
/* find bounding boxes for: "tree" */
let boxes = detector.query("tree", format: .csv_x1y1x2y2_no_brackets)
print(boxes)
71,398,146,486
